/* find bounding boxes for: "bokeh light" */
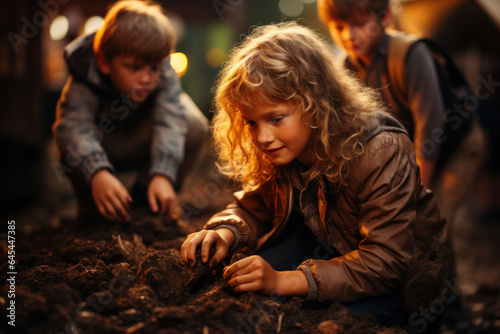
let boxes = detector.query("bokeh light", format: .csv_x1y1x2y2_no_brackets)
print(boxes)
49,16,69,41
205,48,226,68
170,52,188,76
279,0,304,17
84,16,104,34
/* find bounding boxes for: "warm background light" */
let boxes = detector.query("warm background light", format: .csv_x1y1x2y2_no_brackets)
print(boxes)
170,52,188,76
83,16,104,34
49,16,69,41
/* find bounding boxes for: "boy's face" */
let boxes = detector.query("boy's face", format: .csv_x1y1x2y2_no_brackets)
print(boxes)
326,11,390,63
240,101,314,167
98,55,162,103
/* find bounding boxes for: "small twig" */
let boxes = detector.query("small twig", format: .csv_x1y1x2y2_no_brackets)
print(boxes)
277,312,284,333
117,234,125,252
126,322,145,334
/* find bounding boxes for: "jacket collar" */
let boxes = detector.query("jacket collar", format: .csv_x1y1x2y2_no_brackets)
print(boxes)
64,32,116,94
366,110,408,141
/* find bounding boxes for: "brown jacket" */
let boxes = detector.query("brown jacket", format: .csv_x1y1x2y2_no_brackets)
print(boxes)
205,113,453,316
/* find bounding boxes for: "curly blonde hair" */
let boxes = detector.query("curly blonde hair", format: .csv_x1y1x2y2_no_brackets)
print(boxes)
212,22,382,190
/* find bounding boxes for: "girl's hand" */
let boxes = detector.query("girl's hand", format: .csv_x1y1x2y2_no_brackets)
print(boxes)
148,175,181,219
91,169,132,222
223,255,279,294
223,255,310,296
181,228,235,268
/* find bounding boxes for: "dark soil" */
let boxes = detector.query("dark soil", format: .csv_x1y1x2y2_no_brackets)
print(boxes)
0,207,403,334
1,161,500,334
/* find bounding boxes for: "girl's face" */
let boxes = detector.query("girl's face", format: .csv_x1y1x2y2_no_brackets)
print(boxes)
240,101,314,167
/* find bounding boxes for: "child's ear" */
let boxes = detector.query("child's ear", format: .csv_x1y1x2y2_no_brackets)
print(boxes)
95,51,111,75
380,7,393,28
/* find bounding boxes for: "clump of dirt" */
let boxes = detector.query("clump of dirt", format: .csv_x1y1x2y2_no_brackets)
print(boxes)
136,249,216,306
0,208,402,334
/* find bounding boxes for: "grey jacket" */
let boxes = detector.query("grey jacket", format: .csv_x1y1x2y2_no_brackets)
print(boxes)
53,32,187,184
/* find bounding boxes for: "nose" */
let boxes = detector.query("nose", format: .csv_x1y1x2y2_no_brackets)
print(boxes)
346,25,356,42
256,125,274,146
140,68,152,84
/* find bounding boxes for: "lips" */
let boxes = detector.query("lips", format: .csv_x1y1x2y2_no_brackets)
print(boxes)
263,147,284,156
134,89,149,97
345,42,360,52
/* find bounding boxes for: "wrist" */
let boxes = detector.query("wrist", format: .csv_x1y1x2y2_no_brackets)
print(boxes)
91,168,111,184
93,168,110,177
216,228,235,248
276,270,309,296
151,174,170,182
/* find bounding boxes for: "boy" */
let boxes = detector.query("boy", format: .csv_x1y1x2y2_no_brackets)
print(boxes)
53,1,208,223
317,0,485,231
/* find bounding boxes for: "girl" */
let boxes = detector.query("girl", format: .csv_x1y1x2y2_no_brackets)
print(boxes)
181,22,453,331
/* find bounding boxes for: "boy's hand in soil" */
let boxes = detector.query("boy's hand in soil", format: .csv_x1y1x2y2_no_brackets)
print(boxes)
223,255,309,296
91,169,132,222
181,228,235,268
148,174,181,219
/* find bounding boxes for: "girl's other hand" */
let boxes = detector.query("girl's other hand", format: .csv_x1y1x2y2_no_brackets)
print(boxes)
181,228,235,268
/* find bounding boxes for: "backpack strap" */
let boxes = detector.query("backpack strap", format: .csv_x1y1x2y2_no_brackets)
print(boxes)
386,30,420,111
387,30,476,170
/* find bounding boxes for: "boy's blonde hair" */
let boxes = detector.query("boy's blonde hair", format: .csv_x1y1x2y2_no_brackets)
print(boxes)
93,0,175,64
213,22,382,190
317,0,389,23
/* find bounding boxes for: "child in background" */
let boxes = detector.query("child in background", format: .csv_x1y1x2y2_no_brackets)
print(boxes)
317,0,485,231
181,22,453,333
53,1,208,223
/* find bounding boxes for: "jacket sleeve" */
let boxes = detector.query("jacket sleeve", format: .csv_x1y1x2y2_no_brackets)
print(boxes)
149,59,188,184
299,134,416,303
406,42,446,162
53,76,114,183
204,188,275,253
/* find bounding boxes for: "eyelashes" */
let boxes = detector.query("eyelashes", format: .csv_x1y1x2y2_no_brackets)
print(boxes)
243,117,284,129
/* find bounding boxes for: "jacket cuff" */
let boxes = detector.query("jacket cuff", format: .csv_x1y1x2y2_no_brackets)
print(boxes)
149,153,180,185
297,263,319,301
204,215,253,250
213,225,242,254
78,152,114,184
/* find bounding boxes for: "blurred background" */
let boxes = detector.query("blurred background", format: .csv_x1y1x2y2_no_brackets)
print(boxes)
0,0,499,224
